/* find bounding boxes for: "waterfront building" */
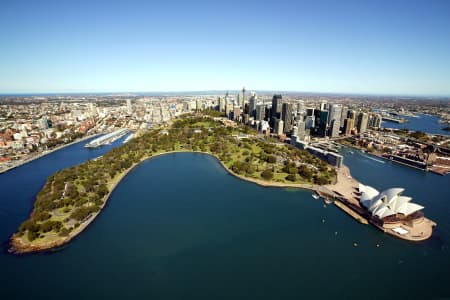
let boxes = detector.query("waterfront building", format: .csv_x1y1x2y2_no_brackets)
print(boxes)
343,118,354,135
340,106,349,128
369,113,382,129
281,103,293,134
356,112,369,133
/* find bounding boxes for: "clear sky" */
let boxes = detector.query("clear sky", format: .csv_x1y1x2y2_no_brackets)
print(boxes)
1,0,449,95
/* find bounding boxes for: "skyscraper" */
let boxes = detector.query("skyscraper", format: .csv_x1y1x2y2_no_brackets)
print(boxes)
255,104,265,121
343,118,354,135
328,104,342,137
249,92,257,117
241,86,246,108
281,103,293,134
274,119,284,136
356,112,369,133
271,94,283,119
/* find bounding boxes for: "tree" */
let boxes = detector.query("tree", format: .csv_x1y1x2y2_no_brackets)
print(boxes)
266,155,277,163
261,169,273,180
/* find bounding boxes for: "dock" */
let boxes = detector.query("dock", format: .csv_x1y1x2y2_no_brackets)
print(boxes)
85,129,129,148
334,200,368,224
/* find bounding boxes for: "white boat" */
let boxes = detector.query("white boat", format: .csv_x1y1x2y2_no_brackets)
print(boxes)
312,193,320,200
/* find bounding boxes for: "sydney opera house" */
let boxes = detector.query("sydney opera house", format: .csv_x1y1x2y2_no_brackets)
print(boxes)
357,184,436,241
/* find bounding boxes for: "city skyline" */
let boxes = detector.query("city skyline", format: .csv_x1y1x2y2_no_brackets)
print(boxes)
1,0,450,96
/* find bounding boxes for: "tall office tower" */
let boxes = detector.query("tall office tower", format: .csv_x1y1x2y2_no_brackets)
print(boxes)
356,112,369,133
249,92,257,116
297,120,306,140
255,104,265,121
343,118,354,135
328,104,342,137
274,119,284,136
348,109,357,120
315,110,329,137
281,103,293,134
306,108,315,117
320,100,328,111
271,94,283,119
305,116,315,129
340,106,349,127
297,100,305,116
373,114,382,128
241,86,246,108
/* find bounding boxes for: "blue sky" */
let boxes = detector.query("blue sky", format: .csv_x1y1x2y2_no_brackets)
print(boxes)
0,0,449,95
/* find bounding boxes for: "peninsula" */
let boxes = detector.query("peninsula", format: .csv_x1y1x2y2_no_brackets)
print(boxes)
10,113,337,253
10,112,436,254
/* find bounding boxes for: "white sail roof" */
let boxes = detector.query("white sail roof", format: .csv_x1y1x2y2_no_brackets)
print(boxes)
358,185,424,218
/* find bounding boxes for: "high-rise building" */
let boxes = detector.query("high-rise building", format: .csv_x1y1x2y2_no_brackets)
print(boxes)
343,118,354,135
316,110,329,137
320,100,328,111
328,104,342,137
281,103,293,134
356,112,369,133
274,119,284,136
255,104,265,121
297,100,305,116
305,116,315,129
218,97,225,112
241,87,246,108
297,120,306,140
368,113,382,128
271,94,283,119
340,106,349,127
249,92,257,116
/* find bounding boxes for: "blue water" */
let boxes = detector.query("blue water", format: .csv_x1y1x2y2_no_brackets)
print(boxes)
0,141,449,299
382,114,448,135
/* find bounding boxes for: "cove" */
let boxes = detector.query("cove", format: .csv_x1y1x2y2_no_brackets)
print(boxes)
2,152,449,299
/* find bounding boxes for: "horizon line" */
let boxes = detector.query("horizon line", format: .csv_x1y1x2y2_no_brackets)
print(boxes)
0,89,449,99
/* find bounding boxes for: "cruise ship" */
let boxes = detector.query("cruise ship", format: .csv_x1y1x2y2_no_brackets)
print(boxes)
84,129,129,148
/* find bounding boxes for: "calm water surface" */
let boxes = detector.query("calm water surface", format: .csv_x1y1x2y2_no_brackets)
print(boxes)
382,114,448,135
0,137,449,299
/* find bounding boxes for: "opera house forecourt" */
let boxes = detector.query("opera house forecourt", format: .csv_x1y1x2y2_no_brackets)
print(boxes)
357,184,436,241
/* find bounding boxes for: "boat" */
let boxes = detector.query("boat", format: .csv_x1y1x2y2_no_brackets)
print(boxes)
312,193,320,200
324,198,333,205
349,150,354,154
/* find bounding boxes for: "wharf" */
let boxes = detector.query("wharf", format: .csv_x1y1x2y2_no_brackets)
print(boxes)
334,200,368,224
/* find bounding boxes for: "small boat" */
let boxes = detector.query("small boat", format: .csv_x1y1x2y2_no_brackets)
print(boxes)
312,193,320,200
349,151,354,154
324,198,333,205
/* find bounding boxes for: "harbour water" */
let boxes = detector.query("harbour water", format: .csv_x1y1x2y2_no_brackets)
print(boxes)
382,113,449,135
0,139,449,299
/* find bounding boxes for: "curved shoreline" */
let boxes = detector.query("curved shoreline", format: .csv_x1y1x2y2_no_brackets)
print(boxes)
10,150,328,254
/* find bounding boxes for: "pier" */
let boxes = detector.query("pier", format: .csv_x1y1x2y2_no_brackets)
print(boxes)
85,129,129,148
